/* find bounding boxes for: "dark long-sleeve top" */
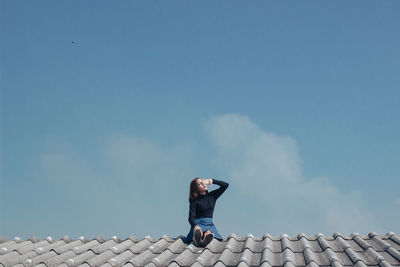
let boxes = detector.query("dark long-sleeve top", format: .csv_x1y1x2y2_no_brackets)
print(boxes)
188,179,229,227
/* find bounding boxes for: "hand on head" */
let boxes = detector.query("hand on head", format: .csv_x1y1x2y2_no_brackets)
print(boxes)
201,178,213,188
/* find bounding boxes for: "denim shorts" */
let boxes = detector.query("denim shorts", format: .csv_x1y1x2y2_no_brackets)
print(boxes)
185,217,223,243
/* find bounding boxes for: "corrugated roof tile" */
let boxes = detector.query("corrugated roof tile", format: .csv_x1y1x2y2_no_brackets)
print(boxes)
43,250,76,266
151,249,174,266
89,239,117,255
128,248,155,266
147,238,170,254
129,238,153,254
224,236,243,253
24,250,58,266
111,239,134,253
387,246,400,261
2,249,37,267
65,250,96,266
53,239,84,254
165,238,186,254
194,248,213,265
0,251,20,266
0,233,399,267
108,249,134,266
85,249,115,266
172,247,199,266
218,247,241,266
73,240,100,254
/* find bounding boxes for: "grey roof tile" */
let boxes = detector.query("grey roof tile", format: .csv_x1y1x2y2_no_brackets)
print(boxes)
284,261,297,267
302,247,317,265
353,261,368,267
305,262,321,267
315,250,338,265
317,235,340,252
62,235,73,243
44,250,77,266
192,249,214,266
28,236,40,243
110,239,135,254
150,248,174,266
244,251,261,266
243,236,258,252
281,236,292,251
73,239,101,254
35,240,66,255
129,238,153,254
224,235,244,252
2,249,37,266
260,247,274,265
380,260,395,267
343,245,365,264
164,238,186,254
0,251,20,266
165,262,180,267
16,239,49,254
148,238,170,254
202,238,225,253
171,246,199,266
237,261,252,267
372,235,394,250
128,249,155,266
108,249,134,266
386,238,400,251
262,237,283,253
89,239,117,254
0,241,17,255
203,252,222,266
216,248,241,266
1,233,399,267
391,234,400,244
364,247,390,265
24,250,58,266
388,247,400,261
53,239,85,254
85,249,115,266
65,250,96,266
212,261,227,267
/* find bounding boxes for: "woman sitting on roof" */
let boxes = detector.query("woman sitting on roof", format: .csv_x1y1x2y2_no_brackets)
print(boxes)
185,178,229,247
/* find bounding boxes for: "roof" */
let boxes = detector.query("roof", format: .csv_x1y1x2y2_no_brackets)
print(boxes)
1,232,399,267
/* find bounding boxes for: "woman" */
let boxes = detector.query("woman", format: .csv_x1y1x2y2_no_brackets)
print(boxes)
185,177,229,247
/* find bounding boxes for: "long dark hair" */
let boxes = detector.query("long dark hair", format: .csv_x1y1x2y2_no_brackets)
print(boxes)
189,177,200,203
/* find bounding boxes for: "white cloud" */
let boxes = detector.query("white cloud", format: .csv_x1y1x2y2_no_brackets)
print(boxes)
205,113,382,235
107,134,194,186
36,133,197,238
31,114,384,238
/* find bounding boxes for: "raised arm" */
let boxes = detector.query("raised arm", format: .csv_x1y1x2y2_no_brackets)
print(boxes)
209,178,229,199
188,201,197,227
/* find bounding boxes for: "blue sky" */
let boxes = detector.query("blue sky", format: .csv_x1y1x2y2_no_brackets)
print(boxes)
1,1,399,240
